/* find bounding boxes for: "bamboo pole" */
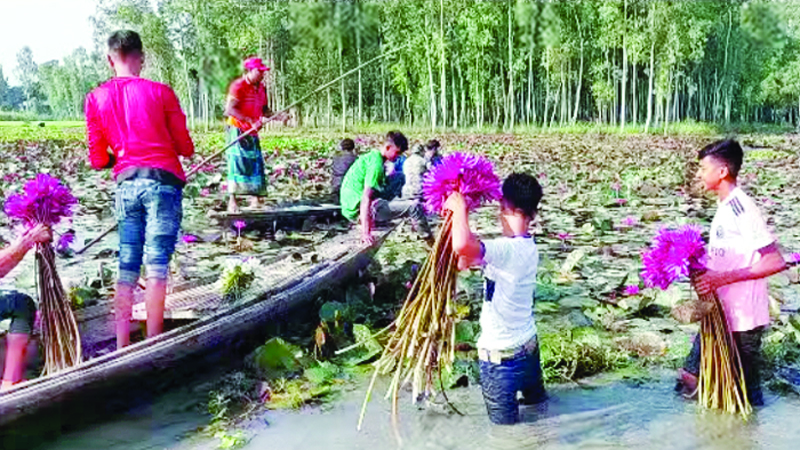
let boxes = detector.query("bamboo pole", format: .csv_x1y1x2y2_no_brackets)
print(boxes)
75,44,411,255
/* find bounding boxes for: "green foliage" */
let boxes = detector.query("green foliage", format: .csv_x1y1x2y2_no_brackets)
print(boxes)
218,259,259,302
68,286,100,309
251,338,301,379
539,327,630,383
340,323,382,366
10,1,800,128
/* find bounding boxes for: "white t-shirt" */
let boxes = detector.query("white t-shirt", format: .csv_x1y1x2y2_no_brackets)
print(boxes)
708,187,775,332
477,236,538,350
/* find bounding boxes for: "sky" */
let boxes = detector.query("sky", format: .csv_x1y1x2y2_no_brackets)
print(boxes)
0,0,98,85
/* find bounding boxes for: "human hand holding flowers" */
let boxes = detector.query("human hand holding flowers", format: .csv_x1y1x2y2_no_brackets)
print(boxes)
694,270,729,296
23,224,53,248
442,192,466,216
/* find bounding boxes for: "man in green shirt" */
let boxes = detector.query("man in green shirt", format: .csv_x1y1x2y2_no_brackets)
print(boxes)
340,131,432,245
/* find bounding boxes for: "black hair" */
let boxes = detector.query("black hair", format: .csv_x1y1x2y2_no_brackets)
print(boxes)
426,139,441,151
340,138,355,152
502,173,543,219
386,131,408,153
108,30,143,58
698,139,743,179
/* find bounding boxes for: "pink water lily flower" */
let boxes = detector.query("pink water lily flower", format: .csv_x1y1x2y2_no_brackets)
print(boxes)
641,225,706,290
620,216,638,227
4,174,78,227
234,220,246,230
421,152,501,214
623,285,640,296
56,231,75,252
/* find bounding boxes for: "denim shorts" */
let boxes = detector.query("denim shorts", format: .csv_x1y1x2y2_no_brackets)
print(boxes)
479,338,547,425
115,178,182,285
0,291,35,334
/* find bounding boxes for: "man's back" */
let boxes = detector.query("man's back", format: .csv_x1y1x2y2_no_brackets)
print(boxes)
86,77,194,180
339,150,385,221
332,151,357,189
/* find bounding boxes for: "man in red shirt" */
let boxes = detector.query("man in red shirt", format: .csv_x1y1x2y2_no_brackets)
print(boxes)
85,30,194,349
225,57,286,213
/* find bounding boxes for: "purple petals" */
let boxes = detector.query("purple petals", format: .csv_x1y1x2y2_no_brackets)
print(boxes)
4,174,77,227
422,152,501,214
641,224,706,290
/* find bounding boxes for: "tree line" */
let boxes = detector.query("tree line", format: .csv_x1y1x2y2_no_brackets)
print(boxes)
3,0,800,131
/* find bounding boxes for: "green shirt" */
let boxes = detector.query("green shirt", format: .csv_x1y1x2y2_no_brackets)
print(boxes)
339,149,385,221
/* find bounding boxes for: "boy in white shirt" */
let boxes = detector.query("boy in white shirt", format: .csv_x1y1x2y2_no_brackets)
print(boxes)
444,173,544,425
677,140,786,406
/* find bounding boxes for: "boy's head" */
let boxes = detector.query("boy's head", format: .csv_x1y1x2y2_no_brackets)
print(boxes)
698,139,743,192
500,173,543,221
382,131,408,162
425,139,440,159
107,30,144,76
340,138,355,153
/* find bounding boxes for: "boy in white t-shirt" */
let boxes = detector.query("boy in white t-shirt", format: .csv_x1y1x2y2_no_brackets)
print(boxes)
444,173,544,425
677,140,786,406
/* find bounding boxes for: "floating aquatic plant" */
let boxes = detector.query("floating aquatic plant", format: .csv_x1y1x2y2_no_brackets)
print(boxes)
218,258,261,303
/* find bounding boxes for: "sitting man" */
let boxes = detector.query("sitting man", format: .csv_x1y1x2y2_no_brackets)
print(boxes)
0,224,52,391
330,138,357,203
339,131,432,245
425,139,443,169
401,143,427,200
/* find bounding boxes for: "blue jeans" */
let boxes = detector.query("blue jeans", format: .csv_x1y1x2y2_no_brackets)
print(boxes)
115,179,182,285
479,338,547,425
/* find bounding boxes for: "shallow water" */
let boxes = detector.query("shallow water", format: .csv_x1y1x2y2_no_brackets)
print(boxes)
33,371,800,450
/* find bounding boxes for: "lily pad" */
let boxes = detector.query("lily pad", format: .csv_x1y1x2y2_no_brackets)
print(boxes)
252,338,301,379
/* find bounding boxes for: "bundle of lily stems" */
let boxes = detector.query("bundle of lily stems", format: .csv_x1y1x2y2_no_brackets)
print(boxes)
642,225,750,418
358,153,500,435
5,174,81,375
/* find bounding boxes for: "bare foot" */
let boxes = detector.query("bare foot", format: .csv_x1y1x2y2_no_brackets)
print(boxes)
1,380,20,392
227,195,240,214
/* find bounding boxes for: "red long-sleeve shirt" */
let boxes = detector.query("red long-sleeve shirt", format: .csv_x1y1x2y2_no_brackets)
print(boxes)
85,77,194,181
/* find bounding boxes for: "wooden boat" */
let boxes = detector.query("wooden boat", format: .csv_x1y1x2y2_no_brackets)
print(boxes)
208,203,342,230
0,227,392,433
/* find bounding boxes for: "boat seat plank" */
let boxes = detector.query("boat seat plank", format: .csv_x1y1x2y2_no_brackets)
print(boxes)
131,232,357,320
